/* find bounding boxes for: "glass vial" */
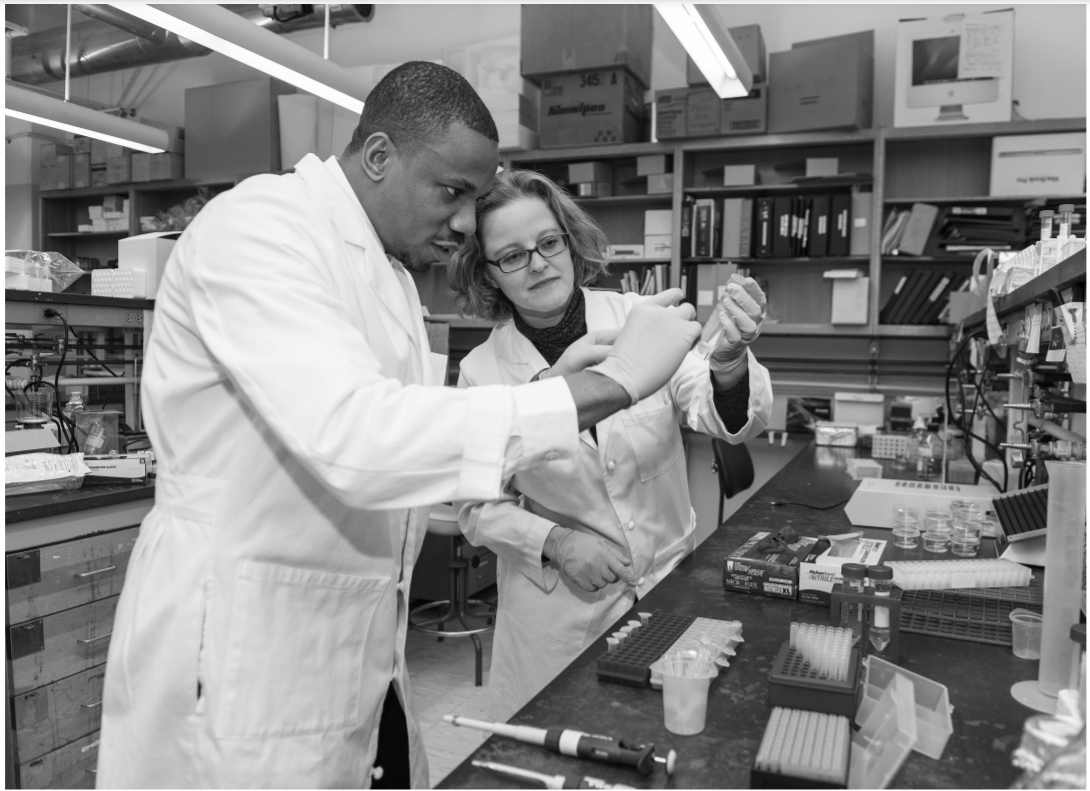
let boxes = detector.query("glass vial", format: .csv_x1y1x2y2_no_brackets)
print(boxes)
840,563,868,644
867,565,894,655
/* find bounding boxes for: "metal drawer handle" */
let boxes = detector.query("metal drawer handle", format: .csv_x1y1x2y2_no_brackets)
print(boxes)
76,632,112,645
86,769,97,775
75,565,118,578
81,699,103,709
81,739,100,754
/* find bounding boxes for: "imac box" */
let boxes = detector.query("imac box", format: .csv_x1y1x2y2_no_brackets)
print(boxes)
844,478,997,528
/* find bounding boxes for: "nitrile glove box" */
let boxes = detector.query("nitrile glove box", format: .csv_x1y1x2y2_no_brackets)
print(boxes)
799,537,887,607
724,531,819,600
118,232,181,298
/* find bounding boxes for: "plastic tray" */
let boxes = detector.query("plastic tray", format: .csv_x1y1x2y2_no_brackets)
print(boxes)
899,585,1044,647
596,611,695,687
856,655,952,761
752,708,850,789
768,642,860,718
871,434,909,460
648,617,743,689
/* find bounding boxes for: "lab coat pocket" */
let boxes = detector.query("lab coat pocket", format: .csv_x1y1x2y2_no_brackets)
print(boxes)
216,560,390,739
621,403,683,482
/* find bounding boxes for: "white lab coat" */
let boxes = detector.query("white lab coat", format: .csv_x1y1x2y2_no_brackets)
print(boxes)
97,154,580,789
457,288,772,721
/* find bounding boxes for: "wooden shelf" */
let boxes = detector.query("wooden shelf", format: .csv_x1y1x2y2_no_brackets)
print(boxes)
883,117,1085,142
683,256,869,265
679,128,877,152
686,180,870,198
885,194,1086,205
47,231,128,238
508,141,673,163
964,249,1086,327
574,194,672,207
877,325,952,338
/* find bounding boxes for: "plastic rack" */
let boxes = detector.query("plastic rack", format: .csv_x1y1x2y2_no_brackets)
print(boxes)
768,642,861,718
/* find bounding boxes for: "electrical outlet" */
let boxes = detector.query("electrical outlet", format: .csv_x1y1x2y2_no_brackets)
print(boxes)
124,312,143,324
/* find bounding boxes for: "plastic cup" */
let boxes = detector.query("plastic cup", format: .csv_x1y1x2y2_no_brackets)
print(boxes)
892,525,921,549
14,388,54,426
893,504,920,528
661,651,716,735
1009,609,1044,659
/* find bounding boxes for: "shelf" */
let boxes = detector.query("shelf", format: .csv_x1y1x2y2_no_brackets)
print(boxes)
762,323,872,336
134,178,234,192
573,194,672,207
679,128,877,152
686,180,870,197
883,117,1086,142
5,290,154,310
876,325,952,338
40,178,236,200
885,194,1086,205
964,248,1086,327
39,185,130,199
47,231,128,238
881,256,979,264
608,258,670,265
508,141,674,164
683,256,869,265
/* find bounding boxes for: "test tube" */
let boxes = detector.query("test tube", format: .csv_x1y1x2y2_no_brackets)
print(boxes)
606,637,619,653
1039,210,1055,241
1058,204,1075,240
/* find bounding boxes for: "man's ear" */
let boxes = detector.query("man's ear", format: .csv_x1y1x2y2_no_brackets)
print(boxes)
361,133,392,183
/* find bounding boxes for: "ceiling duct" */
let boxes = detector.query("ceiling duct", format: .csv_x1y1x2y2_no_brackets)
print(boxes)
9,4,374,86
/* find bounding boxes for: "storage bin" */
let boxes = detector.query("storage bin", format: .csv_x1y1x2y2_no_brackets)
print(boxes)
856,654,953,760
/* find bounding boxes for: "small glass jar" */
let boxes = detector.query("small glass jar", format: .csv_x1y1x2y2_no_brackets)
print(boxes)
893,504,920,530
950,500,983,525
923,522,952,554
951,521,982,557
892,525,921,549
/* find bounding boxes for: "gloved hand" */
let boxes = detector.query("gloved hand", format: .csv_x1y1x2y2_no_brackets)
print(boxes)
548,527,637,592
546,328,621,379
587,289,701,406
708,276,767,379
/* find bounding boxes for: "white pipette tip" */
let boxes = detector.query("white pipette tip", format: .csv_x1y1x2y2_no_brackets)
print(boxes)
443,714,458,725
654,749,678,776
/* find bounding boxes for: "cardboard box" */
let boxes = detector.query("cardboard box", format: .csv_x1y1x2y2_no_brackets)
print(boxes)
106,154,131,184
138,119,185,154
105,143,127,160
72,136,92,155
150,153,184,181
54,154,72,190
723,531,819,600
538,68,643,149
686,88,722,138
72,154,92,189
894,9,1013,128
768,31,873,133
720,86,767,136
647,173,674,194
40,142,72,166
687,23,766,86
723,164,757,186
90,139,108,165
131,153,152,183
520,5,653,88
118,232,181,298
637,154,669,176
829,274,870,325
574,181,612,198
990,133,1086,197
38,165,56,191
103,195,123,212
568,161,613,185
644,209,673,236
654,89,688,140
185,76,293,181
833,391,885,426
798,537,888,607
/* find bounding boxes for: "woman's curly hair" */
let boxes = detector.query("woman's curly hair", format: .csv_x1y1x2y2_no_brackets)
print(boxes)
448,168,611,320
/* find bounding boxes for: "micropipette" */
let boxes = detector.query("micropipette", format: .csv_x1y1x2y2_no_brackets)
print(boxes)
472,760,637,790
445,714,677,776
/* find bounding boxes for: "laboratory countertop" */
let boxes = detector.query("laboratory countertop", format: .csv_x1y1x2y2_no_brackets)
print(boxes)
5,480,156,524
440,445,1038,790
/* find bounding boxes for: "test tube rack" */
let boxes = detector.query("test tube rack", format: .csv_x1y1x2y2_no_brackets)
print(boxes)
597,611,695,686
750,707,850,789
898,578,1043,647
768,641,862,718
648,617,744,689
829,584,903,665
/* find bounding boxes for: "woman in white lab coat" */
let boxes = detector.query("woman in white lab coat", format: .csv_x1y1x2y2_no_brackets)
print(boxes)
447,169,773,720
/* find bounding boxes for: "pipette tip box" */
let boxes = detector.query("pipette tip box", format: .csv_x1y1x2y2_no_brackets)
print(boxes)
768,642,861,718
751,707,850,789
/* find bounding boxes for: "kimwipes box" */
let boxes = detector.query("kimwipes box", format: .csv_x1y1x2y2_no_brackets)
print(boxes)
799,537,888,607
83,455,148,486
539,68,644,149
723,532,819,600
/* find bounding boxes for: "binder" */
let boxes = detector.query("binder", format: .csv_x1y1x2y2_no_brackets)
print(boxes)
828,193,852,256
849,190,872,256
800,198,812,257
693,198,716,257
896,203,940,256
878,273,909,324
906,273,950,324
772,196,793,258
885,269,927,325
808,195,830,257
739,198,754,258
755,197,774,257
721,198,745,258
920,274,966,324
679,194,695,259
890,270,939,324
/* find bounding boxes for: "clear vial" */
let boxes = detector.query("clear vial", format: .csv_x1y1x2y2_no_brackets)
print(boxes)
951,521,982,557
867,565,894,655
1039,210,1055,242
840,563,868,644
892,525,921,549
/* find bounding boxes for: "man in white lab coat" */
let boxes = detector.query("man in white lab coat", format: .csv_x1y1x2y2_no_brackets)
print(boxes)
97,62,702,789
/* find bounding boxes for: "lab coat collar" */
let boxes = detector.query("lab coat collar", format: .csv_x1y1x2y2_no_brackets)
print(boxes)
292,154,373,251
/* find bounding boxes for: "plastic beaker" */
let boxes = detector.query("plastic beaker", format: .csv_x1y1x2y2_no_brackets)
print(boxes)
661,651,716,736
14,388,54,426
892,526,921,549
1009,609,1044,660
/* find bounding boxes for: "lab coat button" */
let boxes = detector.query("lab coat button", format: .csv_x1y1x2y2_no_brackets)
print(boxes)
627,520,635,531
638,577,645,586
396,581,405,593
607,461,616,472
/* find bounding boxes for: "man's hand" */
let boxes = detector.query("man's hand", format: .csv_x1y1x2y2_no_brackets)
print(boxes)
548,328,620,379
709,277,766,387
546,527,637,592
587,289,701,405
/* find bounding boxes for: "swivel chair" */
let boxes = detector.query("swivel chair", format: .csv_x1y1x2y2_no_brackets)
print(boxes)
711,439,755,526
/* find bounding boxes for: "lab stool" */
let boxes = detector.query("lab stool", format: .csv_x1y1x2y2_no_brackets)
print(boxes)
408,504,496,686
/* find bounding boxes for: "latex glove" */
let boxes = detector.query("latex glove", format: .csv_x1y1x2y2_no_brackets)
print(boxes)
545,328,621,379
549,527,638,592
709,276,767,377
587,289,701,405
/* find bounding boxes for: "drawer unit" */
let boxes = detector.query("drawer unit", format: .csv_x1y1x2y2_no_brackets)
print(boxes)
9,596,118,695
12,667,106,764
7,528,139,623
18,730,99,790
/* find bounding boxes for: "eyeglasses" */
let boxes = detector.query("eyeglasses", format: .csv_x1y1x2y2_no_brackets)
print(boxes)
484,233,570,274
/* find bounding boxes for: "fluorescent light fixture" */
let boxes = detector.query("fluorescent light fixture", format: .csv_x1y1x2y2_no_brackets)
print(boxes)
110,4,367,114
5,83,168,153
655,4,753,99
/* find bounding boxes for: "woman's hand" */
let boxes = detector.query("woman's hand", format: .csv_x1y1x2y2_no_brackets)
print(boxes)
547,328,621,379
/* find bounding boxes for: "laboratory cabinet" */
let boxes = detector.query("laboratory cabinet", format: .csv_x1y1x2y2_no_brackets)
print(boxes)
6,519,143,788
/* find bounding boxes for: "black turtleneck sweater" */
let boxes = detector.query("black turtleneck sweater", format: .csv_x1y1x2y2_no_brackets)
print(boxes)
510,289,751,435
